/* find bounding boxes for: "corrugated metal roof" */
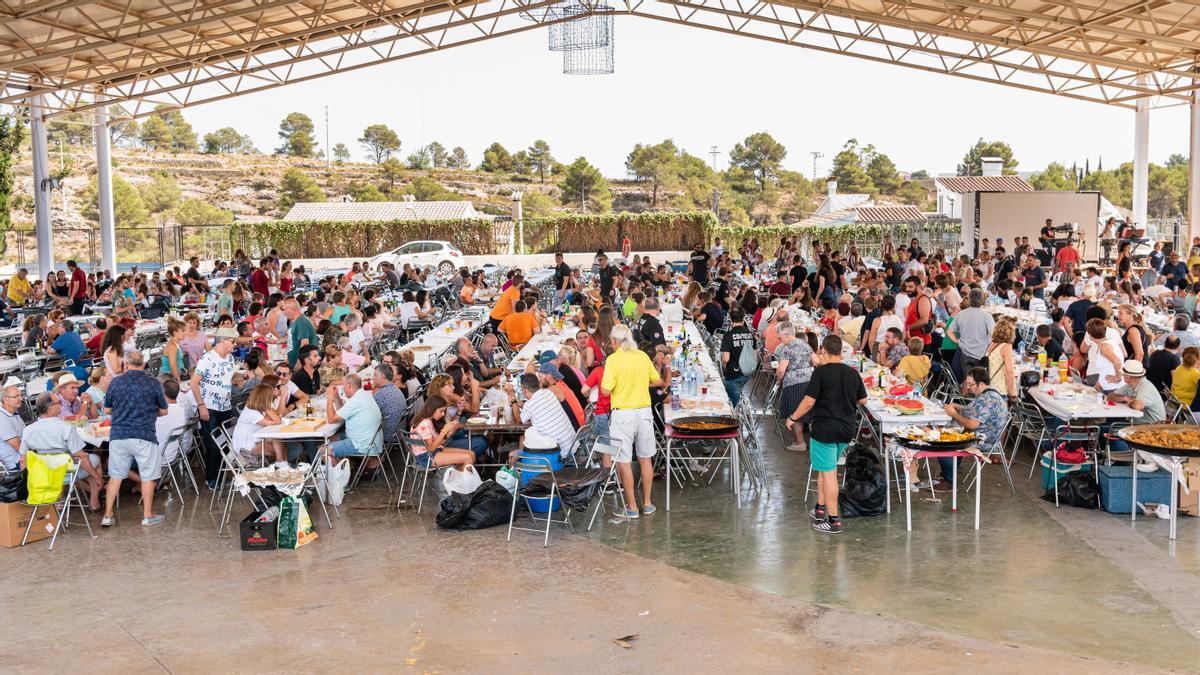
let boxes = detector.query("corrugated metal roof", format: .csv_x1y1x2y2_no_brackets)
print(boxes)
283,201,483,222
934,176,1033,194
853,205,926,222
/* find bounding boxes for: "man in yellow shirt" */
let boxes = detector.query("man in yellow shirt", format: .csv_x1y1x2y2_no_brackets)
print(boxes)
488,274,524,331
6,268,31,306
601,324,664,519
498,300,539,349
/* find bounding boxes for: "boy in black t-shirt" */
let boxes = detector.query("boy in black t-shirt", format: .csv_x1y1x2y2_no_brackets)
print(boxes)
786,335,867,534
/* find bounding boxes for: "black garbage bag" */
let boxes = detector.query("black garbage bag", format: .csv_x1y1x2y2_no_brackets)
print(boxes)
1042,472,1099,508
0,469,27,503
519,468,608,511
437,480,514,530
458,481,515,530
436,492,473,529
838,445,886,518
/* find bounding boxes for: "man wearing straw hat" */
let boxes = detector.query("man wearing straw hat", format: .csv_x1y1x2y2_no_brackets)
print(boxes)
190,327,240,489
1104,359,1167,458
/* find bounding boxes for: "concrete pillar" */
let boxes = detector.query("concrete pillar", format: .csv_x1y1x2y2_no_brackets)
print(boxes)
1189,88,1200,244
94,102,117,275
30,95,54,278
1132,81,1150,230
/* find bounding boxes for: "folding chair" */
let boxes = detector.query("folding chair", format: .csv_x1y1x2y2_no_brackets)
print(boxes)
159,430,189,505
964,409,1014,494
395,436,442,514
21,453,95,550
1044,424,1101,508
506,453,605,547
585,436,629,530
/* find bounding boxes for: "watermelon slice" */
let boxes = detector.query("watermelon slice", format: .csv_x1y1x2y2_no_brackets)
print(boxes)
889,384,913,396
896,399,924,415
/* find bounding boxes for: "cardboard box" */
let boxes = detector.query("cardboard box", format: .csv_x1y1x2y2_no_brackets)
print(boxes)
0,501,59,548
1178,458,1200,517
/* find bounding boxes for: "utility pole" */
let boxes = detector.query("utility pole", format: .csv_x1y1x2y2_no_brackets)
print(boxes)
709,145,719,172
324,105,331,172
810,151,824,179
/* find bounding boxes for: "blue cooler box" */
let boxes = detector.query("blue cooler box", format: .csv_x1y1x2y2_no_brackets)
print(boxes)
1098,464,1173,514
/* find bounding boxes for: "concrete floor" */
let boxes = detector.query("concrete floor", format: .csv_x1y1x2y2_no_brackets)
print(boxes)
2,401,1199,672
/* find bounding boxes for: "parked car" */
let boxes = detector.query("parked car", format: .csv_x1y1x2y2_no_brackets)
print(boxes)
369,240,463,275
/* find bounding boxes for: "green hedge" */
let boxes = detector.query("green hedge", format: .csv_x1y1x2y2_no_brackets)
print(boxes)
230,211,720,257
230,219,500,258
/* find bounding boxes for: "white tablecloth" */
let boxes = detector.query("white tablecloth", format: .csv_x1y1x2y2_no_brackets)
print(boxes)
506,329,573,373
1028,384,1143,421
664,321,733,423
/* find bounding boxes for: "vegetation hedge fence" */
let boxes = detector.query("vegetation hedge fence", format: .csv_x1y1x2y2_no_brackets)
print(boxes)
228,213,959,259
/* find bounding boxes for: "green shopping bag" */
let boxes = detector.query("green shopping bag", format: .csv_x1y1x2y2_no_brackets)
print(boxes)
278,496,299,549
26,452,71,505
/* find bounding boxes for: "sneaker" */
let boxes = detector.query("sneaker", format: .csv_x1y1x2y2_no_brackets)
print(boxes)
809,505,826,522
813,518,843,534
909,479,935,490
787,441,808,452
206,480,218,490
141,515,165,526
100,516,115,527
624,508,640,519
641,504,657,516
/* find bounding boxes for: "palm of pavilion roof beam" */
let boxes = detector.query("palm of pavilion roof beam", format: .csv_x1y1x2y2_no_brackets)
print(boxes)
0,0,1196,117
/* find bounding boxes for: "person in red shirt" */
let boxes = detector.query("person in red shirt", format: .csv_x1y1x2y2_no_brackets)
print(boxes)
902,275,934,352
85,317,106,358
249,258,271,297
582,364,613,466
66,260,87,316
1055,240,1081,274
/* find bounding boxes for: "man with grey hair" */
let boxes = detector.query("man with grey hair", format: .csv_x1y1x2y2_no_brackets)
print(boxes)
102,349,169,526
19,391,103,510
1153,314,1200,350
372,363,407,447
323,372,383,468
191,328,238,489
0,385,24,472
454,337,501,388
948,287,995,380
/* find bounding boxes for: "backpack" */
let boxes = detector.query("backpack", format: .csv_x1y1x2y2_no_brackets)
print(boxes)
736,329,759,377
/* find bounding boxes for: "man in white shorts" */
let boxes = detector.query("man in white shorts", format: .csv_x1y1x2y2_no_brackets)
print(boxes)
601,324,664,519
102,350,169,527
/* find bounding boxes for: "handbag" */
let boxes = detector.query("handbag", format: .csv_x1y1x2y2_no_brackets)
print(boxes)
26,452,71,505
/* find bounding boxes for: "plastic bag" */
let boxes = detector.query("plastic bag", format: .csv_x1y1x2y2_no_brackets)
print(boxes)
442,465,482,495
435,493,472,529
26,453,71,505
495,467,518,496
1043,472,1099,508
436,480,515,530
459,481,514,530
0,469,27,503
838,445,886,518
278,495,319,548
316,459,350,506
519,468,607,511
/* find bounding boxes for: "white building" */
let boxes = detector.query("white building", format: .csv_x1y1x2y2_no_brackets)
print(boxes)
933,158,1032,219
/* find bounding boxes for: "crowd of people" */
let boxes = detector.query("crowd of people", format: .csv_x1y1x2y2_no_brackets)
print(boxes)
4,222,1198,538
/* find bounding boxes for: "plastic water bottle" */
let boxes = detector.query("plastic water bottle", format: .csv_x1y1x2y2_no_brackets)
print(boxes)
670,381,681,410
913,380,923,400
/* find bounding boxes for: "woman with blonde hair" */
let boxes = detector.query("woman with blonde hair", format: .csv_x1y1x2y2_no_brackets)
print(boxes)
1116,303,1150,365
680,281,703,314
230,382,286,466
985,319,1018,400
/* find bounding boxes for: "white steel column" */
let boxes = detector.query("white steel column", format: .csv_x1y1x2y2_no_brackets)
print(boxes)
1189,88,1200,243
94,103,117,275
1132,85,1150,229
30,95,54,277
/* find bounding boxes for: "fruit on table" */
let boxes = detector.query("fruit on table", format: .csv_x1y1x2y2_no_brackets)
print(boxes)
99,419,111,428
888,384,913,396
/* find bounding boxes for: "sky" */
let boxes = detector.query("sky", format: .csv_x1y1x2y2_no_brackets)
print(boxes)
180,16,1194,180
